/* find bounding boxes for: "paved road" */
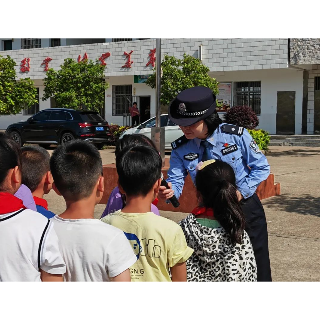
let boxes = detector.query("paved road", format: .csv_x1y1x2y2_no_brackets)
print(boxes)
44,145,320,281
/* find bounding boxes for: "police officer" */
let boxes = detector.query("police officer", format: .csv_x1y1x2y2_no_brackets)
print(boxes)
159,86,272,281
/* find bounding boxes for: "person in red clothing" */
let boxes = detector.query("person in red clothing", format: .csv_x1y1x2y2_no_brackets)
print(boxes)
0,133,65,282
129,102,140,127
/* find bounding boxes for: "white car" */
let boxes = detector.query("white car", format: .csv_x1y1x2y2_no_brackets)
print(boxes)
119,114,183,150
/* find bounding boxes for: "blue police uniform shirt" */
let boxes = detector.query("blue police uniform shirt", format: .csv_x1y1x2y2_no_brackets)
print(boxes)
167,123,270,200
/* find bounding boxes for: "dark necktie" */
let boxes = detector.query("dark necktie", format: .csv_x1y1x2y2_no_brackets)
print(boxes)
201,140,211,162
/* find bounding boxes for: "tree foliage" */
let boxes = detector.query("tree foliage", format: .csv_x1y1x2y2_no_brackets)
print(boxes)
146,54,219,106
0,55,38,115
42,58,109,112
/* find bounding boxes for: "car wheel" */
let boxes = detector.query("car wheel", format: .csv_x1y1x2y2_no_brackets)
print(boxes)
9,131,22,147
60,132,75,145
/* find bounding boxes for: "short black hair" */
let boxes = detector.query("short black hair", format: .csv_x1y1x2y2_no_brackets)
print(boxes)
133,102,137,106
115,134,157,158
116,145,162,197
21,145,50,192
0,133,21,191
50,140,103,201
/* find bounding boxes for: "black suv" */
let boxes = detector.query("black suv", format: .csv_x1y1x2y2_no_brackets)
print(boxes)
6,108,112,149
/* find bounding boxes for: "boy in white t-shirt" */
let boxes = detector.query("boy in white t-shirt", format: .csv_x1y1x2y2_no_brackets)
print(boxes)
101,145,193,281
0,133,66,282
50,140,136,282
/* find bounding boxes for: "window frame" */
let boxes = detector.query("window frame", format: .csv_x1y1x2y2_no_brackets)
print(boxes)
234,81,261,115
21,39,41,49
112,85,132,116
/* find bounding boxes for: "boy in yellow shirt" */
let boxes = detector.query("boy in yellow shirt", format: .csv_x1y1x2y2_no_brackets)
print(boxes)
101,145,193,281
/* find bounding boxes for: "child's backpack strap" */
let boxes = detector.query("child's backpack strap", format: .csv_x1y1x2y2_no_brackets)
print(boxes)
38,219,51,271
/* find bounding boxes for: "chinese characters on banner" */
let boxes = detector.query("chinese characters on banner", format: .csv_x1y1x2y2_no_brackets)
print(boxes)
216,83,232,112
18,47,156,72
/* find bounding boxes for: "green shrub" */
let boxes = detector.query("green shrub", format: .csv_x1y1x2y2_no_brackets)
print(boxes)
109,124,131,145
248,129,270,151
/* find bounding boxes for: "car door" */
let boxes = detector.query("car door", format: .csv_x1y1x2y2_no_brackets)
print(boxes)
23,111,51,142
45,110,67,143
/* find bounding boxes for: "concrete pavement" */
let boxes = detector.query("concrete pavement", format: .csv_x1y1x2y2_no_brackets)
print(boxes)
44,145,320,281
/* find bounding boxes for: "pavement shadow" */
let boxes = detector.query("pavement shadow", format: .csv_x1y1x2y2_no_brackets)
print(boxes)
263,194,320,217
267,149,320,157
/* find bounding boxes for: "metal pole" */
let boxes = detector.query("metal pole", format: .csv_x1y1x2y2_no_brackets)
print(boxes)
156,38,161,128
151,38,165,166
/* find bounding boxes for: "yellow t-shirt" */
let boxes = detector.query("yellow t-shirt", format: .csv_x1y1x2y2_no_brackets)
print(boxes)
101,210,193,282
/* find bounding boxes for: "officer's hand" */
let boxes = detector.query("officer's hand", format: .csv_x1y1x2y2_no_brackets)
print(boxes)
236,190,243,202
159,182,175,201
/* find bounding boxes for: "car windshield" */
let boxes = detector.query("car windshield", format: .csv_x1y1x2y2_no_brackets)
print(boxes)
140,115,168,128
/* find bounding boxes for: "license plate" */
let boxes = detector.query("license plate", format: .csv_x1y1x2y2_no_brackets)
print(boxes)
96,127,104,131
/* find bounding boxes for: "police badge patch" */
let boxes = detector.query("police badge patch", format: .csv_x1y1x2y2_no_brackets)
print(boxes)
250,140,261,153
221,144,238,155
184,153,199,161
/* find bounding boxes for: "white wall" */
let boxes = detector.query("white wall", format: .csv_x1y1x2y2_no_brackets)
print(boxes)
211,68,304,134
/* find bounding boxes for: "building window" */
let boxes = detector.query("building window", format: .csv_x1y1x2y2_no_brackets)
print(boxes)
21,39,41,49
50,38,61,47
3,40,12,51
112,85,132,116
112,38,132,42
24,88,39,115
235,81,261,115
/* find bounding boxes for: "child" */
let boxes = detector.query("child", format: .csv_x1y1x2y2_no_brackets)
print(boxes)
178,159,257,282
20,145,55,219
0,133,66,282
50,140,137,282
101,144,194,282
101,134,160,218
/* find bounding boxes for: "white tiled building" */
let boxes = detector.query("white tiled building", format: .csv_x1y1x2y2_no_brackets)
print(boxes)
0,37,318,134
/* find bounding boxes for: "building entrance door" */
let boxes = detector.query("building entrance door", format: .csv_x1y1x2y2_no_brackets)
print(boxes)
276,91,295,134
139,96,151,123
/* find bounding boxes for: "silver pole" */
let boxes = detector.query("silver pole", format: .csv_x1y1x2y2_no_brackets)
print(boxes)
152,38,165,166
155,38,161,128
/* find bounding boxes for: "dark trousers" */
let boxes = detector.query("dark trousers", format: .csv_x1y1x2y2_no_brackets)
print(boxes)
241,193,272,282
132,115,139,127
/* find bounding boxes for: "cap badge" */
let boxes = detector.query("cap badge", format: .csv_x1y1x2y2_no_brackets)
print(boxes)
178,103,187,114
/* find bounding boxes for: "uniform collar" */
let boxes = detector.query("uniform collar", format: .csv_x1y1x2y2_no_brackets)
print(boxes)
33,196,48,210
0,192,26,214
195,132,217,148
191,206,214,217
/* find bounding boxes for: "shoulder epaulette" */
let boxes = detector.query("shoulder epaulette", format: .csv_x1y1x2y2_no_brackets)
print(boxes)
171,135,188,150
221,124,244,136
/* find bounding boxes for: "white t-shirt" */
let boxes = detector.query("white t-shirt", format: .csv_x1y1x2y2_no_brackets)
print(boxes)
52,216,137,282
0,209,66,282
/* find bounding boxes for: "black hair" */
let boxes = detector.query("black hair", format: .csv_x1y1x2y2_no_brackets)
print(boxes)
203,111,222,137
133,102,137,106
195,160,245,245
0,133,21,191
116,145,162,197
20,145,50,192
115,134,157,158
50,140,103,201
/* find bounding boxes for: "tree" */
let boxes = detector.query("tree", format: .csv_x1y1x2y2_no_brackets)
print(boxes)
42,58,109,113
146,53,219,106
0,55,38,115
